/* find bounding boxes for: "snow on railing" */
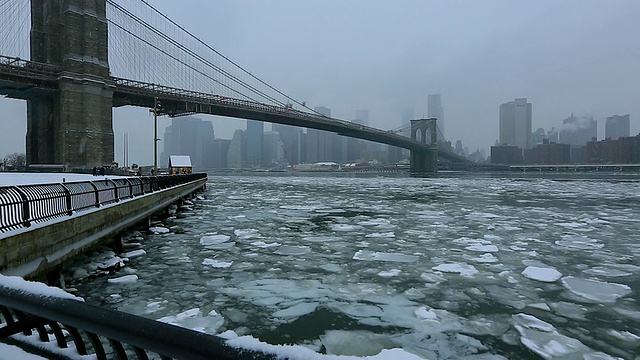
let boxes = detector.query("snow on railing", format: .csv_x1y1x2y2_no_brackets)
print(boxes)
0,173,207,233
0,275,275,360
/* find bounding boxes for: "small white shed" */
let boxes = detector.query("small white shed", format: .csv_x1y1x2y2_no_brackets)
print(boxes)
168,155,193,174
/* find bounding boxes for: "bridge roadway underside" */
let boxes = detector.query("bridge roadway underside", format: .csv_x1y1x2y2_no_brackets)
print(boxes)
114,92,464,165
0,178,206,280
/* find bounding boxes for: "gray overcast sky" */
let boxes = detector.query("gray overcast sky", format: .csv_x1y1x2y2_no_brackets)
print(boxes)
2,0,639,165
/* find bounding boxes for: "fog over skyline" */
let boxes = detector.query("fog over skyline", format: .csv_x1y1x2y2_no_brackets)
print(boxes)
1,0,639,166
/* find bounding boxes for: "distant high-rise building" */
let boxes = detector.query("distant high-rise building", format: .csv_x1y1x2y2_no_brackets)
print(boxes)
532,128,547,145
428,94,445,141
499,98,532,150
246,120,264,168
263,131,283,166
559,114,597,147
307,107,334,163
227,129,246,168
272,124,303,165
605,114,630,140
355,109,369,125
208,139,231,169
161,116,214,169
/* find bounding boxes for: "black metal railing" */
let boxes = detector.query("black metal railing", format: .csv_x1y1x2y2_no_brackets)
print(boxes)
0,283,276,360
0,173,207,233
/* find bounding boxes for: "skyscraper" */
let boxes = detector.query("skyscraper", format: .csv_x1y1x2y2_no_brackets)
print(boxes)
428,94,445,141
559,114,597,147
499,98,532,150
605,114,630,139
246,120,264,168
307,106,334,163
355,110,369,125
227,129,246,168
272,124,303,165
161,116,215,169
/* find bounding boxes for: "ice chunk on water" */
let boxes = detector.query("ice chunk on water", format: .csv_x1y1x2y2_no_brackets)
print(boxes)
272,302,319,318
432,263,478,277
157,307,224,334
415,306,438,320
555,235,604,250
200,234,231,245
466,244,499,252
561,276,631,303
250,241,280,248
512,313,603,360
606,329,640,342
353,250,418,263
320,330,400,356
365,232,396,238
521,266,562,282
107,275,138,284
377,269,401,277
276,245,311,255
331,224,363,232
582,266,631,277
471,253,499,263
234,228,261,239
121,249,146,258
149,226,170,234
202,258,233,268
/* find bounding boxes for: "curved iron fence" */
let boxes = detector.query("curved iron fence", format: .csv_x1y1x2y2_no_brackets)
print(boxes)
0,283,276,360
0,173,207,233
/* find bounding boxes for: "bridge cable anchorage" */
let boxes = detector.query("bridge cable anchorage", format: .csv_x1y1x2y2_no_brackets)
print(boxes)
107,1,286,107
138,0,312,111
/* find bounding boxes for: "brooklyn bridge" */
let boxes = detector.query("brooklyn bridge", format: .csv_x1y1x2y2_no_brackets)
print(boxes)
0,0,469,173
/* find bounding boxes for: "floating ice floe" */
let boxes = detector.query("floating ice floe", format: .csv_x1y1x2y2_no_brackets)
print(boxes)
466,244,499,253
158,307,224,334
414,306,438,321
365,232,396,238
107,275,138,284
377,269,401,277
273,302,319,318
432,263,478,277
319,263,342,273
200,234,231,245
149,226,170,234
234,228,261,239
555,235,604,250
471,253,499,263
331,224,363,232
202,258,233,268
582,266,632,277
353,250,419,263
606,329,640,342
250,241,281,248
521,266,562,283
561,276,631,303
276,245,311,255
121,249,146,258
512,313,609,359
220,330,424,359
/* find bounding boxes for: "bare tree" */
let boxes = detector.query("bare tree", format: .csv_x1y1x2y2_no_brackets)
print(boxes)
3,152,26,169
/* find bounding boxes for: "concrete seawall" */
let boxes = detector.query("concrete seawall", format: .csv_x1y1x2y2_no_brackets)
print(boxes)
0,177,207,279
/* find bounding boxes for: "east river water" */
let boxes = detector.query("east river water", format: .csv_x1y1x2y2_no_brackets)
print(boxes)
68,173,640,359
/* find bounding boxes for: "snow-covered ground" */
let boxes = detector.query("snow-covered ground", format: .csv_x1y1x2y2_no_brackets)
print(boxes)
0,172,125,186
59,174,639,359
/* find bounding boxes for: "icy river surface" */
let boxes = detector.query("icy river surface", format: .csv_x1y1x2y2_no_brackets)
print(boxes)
71,173,640,359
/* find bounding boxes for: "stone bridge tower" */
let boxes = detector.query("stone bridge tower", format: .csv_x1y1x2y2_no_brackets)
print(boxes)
28,0,114,169
410,118,438,173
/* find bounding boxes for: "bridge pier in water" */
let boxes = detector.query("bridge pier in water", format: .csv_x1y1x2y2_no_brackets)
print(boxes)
409,118,438,173
27,0,113,169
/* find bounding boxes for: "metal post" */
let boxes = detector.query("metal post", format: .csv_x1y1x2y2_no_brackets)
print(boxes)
152,97,158,175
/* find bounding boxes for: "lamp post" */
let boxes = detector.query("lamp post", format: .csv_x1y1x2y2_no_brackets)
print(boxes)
151,97,160,175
